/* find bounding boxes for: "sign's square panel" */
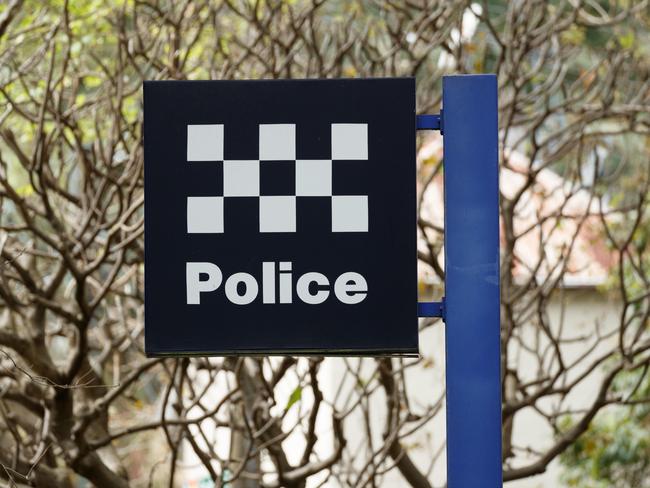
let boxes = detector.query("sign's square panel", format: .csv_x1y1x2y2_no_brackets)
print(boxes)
144,78,417,356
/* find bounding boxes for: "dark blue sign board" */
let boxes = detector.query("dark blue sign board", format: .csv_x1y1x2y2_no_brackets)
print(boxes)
144,75,502,487
144,79,417,356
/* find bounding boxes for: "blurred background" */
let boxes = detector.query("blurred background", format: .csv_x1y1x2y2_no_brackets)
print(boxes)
0,0,649,486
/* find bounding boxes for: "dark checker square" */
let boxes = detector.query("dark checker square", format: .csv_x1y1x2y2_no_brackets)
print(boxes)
223,121,259,160
185,162,223,196
296,197,331,237
223,198,259,236
260,161,295,196
296,122,331,159
332,160,370,196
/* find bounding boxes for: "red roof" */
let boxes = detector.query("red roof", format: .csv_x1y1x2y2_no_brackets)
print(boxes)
417,134,614,287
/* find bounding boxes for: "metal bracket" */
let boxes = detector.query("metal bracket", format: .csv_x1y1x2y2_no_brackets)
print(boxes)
416,113,444,323
416,112,443,134
417,297,445,320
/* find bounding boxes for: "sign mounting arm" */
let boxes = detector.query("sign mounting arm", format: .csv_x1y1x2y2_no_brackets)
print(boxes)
416,113,444,319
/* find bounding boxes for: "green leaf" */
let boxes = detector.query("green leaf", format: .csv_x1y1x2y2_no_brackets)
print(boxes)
285,386,302,411
618,30,635,50
84,75,102,88
16,184,34,197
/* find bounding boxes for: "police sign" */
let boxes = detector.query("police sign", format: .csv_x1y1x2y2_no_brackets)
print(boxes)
144,78,417,356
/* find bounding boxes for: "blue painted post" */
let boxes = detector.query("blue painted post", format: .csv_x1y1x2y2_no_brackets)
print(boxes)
442,75,502,486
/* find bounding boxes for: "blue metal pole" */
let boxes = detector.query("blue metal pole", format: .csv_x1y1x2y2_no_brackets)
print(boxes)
442,75,502,487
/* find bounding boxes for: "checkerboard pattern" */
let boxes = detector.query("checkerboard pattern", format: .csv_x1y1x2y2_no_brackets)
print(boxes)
186,124,369,233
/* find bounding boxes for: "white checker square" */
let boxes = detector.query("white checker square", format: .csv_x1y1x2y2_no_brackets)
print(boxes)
331,124,368,160
187,197,224,233
296,160,332,196
187,124,224,161
224,160,259,196
259,124,295,160
259,196,296,233
332,196,368,232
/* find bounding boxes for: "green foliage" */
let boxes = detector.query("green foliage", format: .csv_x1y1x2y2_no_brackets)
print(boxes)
560,370,650,487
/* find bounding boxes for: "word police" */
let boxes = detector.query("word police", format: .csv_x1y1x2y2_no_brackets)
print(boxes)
187,262,368,305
